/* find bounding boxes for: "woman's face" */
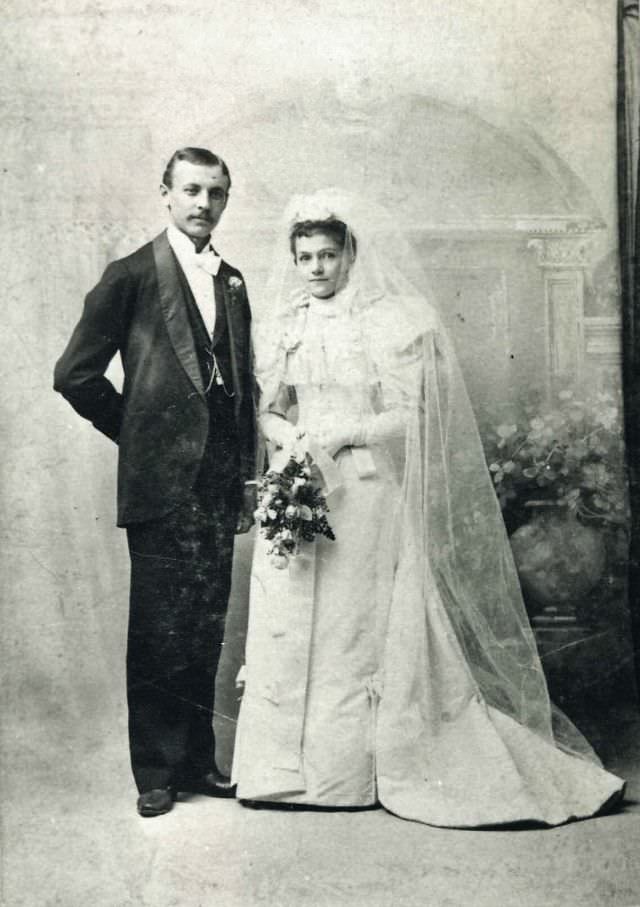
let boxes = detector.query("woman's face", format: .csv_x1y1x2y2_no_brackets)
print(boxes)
293,232,351,299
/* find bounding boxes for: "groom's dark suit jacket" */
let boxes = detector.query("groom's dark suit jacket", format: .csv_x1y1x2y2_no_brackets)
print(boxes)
54,230,256,526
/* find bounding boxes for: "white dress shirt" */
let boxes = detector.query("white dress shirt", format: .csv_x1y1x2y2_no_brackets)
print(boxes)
167,224,221,337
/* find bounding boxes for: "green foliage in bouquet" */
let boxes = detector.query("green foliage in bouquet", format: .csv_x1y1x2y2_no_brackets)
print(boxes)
485,389,628,531
255,454,335,568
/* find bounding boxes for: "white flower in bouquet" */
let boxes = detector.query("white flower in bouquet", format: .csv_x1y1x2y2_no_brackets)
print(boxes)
255,452,336,568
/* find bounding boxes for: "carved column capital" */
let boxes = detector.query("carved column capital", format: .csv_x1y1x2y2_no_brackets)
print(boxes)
527,234,595,270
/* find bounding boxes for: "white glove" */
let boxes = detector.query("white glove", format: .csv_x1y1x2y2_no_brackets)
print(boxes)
260,412,298,449
311,417,365,457
359,410,407,444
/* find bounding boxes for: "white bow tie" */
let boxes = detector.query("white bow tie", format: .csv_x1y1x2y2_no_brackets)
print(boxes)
192,247,222,276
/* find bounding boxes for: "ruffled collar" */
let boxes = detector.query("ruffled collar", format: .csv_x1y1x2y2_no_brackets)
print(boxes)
291,283,357,318
307,284,356,318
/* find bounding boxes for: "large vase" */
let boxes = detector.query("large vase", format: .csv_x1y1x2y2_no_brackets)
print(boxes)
509,506,606,616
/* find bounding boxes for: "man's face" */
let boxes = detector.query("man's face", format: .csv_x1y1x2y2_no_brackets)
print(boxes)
293,232,351,299
160,160,229,247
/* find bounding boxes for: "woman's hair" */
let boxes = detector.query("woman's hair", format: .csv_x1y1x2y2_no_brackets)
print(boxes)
289,218,357,258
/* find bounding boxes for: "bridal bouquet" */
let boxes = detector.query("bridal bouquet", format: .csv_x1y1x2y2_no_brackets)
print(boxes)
255,453,335,568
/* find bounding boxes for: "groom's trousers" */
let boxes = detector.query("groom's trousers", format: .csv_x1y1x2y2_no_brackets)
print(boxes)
125,414,240,793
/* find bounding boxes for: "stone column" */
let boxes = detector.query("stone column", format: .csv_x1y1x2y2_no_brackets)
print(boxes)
527,224,601,386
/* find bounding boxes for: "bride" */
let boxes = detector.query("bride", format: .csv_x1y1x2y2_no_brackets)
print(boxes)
231,189,624,827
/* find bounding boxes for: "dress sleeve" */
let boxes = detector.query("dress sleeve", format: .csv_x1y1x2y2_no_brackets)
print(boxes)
360,336,425,445
260,383,298,448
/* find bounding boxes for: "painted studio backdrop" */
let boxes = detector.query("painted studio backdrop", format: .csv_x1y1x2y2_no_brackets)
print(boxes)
2,0,634,828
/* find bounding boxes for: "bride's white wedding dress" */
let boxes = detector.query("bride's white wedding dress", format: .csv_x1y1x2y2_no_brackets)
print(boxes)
231,292,624,827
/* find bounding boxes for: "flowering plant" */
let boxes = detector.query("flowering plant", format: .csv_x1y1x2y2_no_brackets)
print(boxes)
486,389,627,527
255,453,335,568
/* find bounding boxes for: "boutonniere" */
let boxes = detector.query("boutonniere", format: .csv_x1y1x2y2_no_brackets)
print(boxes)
226,275,245,308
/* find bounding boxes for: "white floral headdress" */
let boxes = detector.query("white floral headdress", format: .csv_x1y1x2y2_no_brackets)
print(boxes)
285,189,361,233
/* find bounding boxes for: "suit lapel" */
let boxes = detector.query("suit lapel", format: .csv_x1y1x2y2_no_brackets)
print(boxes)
212,278,227,348
218,263,244,420
152,231,205,400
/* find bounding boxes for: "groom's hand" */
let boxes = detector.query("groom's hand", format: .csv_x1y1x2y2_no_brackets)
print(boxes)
236,484,256,534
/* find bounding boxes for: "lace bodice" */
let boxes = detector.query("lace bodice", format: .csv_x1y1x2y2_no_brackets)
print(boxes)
285,299,377,433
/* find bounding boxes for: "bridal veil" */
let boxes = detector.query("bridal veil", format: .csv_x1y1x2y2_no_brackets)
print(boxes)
253,189,604,769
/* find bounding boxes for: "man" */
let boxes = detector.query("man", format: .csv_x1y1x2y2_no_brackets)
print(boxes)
54,147,256,817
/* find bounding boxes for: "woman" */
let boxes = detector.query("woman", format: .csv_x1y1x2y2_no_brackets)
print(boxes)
231,190,624,827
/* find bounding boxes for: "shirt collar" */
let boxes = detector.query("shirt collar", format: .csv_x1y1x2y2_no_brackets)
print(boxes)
167,224,218,262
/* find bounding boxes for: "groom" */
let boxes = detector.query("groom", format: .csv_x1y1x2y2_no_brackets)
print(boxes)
54,147,256,817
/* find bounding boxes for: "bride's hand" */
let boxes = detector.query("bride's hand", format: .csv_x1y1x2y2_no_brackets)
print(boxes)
291,428,310,459
314,423,362,458
260,413,297,449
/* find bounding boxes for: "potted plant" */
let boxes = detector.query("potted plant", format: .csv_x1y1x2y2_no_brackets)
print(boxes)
485,389,628,623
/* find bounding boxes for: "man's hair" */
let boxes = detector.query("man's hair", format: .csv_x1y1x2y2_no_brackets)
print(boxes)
162,147,232,190
289,218,357,258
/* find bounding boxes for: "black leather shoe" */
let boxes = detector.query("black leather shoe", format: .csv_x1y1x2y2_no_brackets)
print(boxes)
137,787,175,817
180,769,236,798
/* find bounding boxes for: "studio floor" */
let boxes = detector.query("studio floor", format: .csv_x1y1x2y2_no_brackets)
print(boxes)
4,703,640,907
